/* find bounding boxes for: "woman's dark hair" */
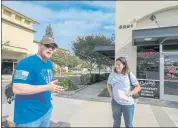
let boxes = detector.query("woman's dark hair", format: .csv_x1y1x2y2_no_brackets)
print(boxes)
114,57,129,75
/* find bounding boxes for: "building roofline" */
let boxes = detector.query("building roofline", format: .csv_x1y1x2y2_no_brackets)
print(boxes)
33,40,40,44
136,4,178,22
2,17,36,33
2,4,40,24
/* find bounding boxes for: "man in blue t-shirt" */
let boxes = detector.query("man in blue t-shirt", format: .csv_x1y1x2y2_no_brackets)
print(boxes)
12,36,64,127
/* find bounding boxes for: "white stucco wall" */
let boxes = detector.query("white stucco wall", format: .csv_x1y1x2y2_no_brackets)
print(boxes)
2,22,34,53
116,1,178,74
28,42,39,55
2,5,39,59
137,7,178,29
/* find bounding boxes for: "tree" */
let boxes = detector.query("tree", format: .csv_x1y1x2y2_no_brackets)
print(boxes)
67,55,90,71
67,55,76,69
72,34,112,76
95,53,106,74
95,53,115,74
51,48,70,75
78,59,89,69
44,24,54,39
102,57,114,72
51,48,69,67
111,33,115,44
67,55,81,69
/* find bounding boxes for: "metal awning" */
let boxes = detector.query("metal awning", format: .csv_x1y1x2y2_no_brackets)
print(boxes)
94,44,115,60
133,26,178,46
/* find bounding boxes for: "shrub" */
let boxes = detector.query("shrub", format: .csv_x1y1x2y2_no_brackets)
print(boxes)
80,74,91,85
90,74,95,83
56,78,78,91
101,73,110,80
99,74,105,81
93,74,100,82
61,71,72,75
80,73,111,85
98,88,110,97
105,73,110,79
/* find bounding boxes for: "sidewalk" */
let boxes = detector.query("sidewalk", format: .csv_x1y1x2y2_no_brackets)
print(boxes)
61,100,159,127
2,81,178,127
51,80,178,127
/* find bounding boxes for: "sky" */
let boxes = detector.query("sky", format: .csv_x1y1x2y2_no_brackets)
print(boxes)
2,1,116,53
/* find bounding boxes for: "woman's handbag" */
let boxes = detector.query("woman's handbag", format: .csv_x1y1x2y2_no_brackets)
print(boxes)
128,72,140,99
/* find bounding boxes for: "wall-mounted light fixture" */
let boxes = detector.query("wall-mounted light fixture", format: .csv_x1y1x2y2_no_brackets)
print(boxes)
149,15,160,27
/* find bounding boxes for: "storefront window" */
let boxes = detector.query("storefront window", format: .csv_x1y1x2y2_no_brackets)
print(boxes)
137,46,159,80
137,46,160,98
2,62,13,74
164,55,178,96
2,59,18,75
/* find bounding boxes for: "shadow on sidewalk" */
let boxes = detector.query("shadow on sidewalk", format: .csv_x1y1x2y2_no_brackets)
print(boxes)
2,115,71,127
54,80,178,109
50,120,71,127
137,97,178,109
55,94,178,109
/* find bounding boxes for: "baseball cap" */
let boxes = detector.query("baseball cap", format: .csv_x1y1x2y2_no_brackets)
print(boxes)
40,36,58,48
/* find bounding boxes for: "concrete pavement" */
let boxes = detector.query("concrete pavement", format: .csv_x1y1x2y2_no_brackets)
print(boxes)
61,100,160,127
2,80,178,127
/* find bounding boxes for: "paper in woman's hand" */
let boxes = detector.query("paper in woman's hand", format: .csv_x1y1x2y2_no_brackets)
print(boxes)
117,90,129,100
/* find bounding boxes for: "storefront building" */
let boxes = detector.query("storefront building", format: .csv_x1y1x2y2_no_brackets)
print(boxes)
96,1,178,102
2,4,39,75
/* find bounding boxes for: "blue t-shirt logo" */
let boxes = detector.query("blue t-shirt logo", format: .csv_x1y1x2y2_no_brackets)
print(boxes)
41,69,53,84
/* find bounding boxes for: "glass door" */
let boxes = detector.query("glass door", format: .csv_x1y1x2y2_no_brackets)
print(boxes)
137,46,160,99
160,54,178,102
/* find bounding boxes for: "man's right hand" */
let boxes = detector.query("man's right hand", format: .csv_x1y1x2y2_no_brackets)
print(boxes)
47,80,64,92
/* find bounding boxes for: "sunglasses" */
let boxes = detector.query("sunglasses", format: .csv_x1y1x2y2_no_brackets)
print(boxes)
43,44,56,50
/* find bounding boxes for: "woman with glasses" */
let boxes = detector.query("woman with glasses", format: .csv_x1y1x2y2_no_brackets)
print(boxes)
106,57,141,128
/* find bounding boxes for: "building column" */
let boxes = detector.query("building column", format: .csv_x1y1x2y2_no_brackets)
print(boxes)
12,61,14,75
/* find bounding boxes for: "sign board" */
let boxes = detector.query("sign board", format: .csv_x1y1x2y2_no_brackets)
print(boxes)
122,48,129,57
138,80,160,98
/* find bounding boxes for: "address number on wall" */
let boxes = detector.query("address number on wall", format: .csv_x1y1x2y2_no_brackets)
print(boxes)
118,24,133,29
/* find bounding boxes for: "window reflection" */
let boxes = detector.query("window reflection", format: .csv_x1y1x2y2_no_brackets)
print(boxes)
164,55,178,96
137,46,159,80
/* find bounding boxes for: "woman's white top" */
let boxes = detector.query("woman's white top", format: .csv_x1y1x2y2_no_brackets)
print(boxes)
108,72,139,105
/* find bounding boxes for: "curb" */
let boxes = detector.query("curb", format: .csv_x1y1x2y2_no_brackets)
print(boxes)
72,85,89,94
53,85,89,97
53,80,107,97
